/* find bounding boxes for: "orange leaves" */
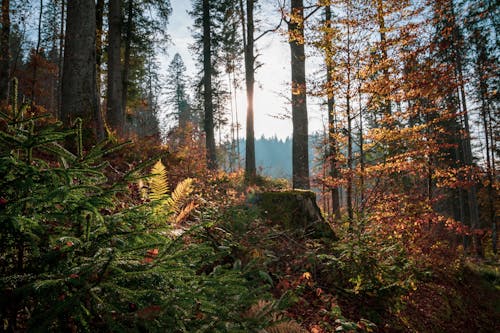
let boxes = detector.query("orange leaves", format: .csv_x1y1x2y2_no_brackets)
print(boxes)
143,248,159,264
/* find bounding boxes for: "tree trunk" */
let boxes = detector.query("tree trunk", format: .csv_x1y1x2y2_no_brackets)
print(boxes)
450,1,482,256
346,4,353,223
30,0,43,106
0,0,10,104
289,0,309,189
203,0,217,169
107,0,124,136
61,0,104,140
243,0,256,183
95,0,104,92
376,0,391,116
324,4,340,219
122,0,133,135
57,0,65,118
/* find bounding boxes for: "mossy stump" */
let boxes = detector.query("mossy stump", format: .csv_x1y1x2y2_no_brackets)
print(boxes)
254,190,335,238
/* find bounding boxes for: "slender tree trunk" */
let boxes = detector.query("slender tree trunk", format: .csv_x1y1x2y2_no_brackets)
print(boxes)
324,5,340,219
57,0,65,118
107,0,124,135
0,0,10,103
95,0,104,94
202,0,217,169
376,0,391,116
475,31,497,254
243,0,256,183
289,0,309,189
30,0,43,106
346,5,353,223
450,1,482,256
61,0,104,140
122,0,133,136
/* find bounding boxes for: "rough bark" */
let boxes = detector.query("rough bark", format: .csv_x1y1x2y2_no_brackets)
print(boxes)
95,0,104,90
243,0,256,183
324,5,340,219
289,0,309,189
203,0,217,170
122,0,133,133
0,0,10,103
61,0,104,140
107,0,124,135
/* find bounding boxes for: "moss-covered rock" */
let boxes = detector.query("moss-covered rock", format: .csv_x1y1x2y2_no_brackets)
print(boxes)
254,190,336,239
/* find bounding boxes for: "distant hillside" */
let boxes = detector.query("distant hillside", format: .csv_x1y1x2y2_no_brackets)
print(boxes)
238,135,323,179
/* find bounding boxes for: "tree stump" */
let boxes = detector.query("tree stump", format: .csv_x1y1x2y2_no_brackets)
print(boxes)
254,190,336,239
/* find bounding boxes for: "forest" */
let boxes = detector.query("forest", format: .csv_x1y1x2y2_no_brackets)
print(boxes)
0,0,498,332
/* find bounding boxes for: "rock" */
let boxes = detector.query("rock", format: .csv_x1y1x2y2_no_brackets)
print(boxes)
254,190,336,239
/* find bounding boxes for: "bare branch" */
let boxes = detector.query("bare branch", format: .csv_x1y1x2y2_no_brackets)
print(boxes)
254,15,284,42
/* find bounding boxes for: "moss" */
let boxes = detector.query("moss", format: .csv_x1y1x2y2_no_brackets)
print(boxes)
254,190,335,239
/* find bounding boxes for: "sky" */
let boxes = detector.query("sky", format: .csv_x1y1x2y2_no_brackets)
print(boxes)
163,0,325,140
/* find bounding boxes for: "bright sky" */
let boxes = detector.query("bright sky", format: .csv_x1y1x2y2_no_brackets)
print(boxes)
163,0,325,140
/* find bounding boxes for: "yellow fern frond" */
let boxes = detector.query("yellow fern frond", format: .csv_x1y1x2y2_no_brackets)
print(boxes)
149,160,169,201
165,178,193,214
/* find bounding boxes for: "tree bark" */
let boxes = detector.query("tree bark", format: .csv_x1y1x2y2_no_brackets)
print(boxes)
203,0,217,169
0,0,10,104
122,0,133,135
289,0,309,189
324,4,340,219
107,0,124,136
95,0,104,92
61,0,104,140
243,0,256,183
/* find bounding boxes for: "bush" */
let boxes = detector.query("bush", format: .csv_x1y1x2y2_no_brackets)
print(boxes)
0,98,271,332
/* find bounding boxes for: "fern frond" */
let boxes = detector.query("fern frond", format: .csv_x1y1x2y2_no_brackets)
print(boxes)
149,160,169,201
264,321,307,333
175,201,197,224
165,178,193,214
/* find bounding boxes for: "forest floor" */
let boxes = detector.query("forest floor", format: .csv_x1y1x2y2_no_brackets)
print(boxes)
201,179,500,332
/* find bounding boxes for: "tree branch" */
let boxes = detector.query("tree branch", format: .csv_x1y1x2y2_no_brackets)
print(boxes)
254,15,284,42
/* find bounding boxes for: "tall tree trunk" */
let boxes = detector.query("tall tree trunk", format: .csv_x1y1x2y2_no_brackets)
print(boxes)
450,0,482,256
346,2,353,223
122,0,133,136
0,0,10,104
289,0,309,189
95,0,104,93
30,0,43,106
324,4,340,219
376,0,391,116
242,0,256,183
203,0,217,169
107,0,124,136
57,0,65,118
474,29,497,254
61,0,104,140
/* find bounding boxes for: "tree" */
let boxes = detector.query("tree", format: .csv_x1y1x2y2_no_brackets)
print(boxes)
285,0,314,189
165,53,191,128
0,0,10,103
202,0,217,169
240,0,257,183
119,0,170,137
323,4,341,220
106,0,124,135
61,0,104,140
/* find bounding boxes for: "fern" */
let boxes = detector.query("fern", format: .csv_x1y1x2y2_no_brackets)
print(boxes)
149,159,169,201
165,178,193,213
